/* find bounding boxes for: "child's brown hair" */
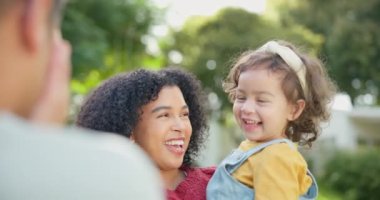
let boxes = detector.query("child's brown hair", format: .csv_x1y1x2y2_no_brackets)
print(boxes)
223,40,337,146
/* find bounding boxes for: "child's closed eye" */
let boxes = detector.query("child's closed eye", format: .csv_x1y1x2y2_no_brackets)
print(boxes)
235,96,246,101
257,99,270,103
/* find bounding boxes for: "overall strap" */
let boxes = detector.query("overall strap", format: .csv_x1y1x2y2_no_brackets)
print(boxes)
228,138,295,173
242,138,294,161
304,169,319,198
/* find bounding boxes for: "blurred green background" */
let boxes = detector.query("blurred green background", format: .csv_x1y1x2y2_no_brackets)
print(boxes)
62,0,380,199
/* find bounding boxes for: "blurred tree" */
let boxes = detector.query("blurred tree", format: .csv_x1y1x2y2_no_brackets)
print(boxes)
162,8,322,121
62,0,159,82
62,0,162,123
323,149,380,200
279,0,380,105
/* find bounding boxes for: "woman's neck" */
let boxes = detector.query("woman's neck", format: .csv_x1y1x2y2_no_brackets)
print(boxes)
160,168,186,190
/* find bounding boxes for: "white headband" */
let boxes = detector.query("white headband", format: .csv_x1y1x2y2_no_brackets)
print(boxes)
257,41,308,96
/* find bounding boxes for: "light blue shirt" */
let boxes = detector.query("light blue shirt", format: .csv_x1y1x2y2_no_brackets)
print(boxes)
0,113,164,200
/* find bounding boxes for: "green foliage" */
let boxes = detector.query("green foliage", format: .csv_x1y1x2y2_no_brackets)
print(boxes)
62,0,158,80
322,149,380,200
61,0,163,123
317,182,343,200
62,7,108,77
163,8,322,120
282,0,380,104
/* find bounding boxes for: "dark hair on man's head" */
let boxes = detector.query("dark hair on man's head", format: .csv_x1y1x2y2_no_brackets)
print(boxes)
76,67,209,166
0,0,16,17
51,0,67,26
0,0,66,25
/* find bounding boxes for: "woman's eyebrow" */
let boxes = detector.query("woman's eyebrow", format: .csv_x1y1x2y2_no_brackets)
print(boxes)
151,106,171,113
151,105,189,113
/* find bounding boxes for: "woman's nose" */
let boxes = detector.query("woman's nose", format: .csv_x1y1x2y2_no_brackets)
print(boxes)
171,117,187,132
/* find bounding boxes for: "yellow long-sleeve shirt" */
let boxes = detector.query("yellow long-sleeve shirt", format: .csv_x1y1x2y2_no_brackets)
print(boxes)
232,139,312,200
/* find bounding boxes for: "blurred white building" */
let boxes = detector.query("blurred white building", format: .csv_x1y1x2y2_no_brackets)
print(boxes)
199,93,380,176
296,93,379,175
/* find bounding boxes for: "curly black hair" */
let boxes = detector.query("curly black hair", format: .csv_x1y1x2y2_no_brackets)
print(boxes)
76,67,209,166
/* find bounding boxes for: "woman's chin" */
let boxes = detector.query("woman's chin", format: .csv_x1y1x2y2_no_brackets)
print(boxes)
159,161,184,171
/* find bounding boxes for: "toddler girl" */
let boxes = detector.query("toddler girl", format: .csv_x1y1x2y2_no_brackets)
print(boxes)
207,40,336,200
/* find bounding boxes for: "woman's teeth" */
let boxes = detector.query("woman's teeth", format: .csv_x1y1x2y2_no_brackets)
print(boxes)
165,140,184,146
165,140,185,154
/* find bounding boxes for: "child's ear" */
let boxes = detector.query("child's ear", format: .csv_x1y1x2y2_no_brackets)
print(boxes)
287,99,305,121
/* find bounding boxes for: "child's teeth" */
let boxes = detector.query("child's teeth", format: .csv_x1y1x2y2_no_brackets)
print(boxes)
245,120,254,124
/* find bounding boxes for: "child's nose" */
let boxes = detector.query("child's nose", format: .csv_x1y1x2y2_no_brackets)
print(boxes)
241,100,256,114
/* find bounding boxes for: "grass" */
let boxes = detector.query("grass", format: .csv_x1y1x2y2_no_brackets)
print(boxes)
317,183,343,200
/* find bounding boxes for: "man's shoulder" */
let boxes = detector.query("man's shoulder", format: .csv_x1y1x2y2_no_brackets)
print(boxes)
0,113,164,200
0,112,144,160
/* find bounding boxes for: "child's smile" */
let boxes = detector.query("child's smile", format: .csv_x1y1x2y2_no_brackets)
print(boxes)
233,67,297,142
241,118,262,132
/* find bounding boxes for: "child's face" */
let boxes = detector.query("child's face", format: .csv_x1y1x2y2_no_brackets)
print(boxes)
233,68,298,142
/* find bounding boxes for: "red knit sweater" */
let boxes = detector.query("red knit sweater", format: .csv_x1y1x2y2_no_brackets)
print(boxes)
166,166,215,200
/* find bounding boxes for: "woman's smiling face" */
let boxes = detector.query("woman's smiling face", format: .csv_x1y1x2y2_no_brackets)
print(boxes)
131,86,192,171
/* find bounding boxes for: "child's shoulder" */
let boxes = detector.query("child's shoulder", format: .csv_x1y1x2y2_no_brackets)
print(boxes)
264,142,297,152
255,142,307,166
240,140,300,155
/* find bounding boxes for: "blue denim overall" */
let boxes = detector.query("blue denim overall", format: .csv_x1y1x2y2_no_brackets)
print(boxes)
206,138,318,200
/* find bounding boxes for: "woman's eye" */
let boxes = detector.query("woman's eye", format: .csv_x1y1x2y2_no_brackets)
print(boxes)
158,113,169,118
181,112,190,117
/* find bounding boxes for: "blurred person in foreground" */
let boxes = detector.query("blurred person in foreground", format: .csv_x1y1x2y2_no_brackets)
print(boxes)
0,0,163,199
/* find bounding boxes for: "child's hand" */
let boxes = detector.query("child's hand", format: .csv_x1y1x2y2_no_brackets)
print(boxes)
30,29,72,126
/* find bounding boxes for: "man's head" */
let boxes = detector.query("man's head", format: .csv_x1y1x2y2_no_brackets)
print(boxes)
0,0,65,25
0,0,70,121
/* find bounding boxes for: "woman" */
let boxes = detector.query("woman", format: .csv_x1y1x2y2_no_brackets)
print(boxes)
76,68,214,200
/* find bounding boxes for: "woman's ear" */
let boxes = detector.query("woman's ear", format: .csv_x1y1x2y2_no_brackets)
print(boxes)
287,99,306,121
